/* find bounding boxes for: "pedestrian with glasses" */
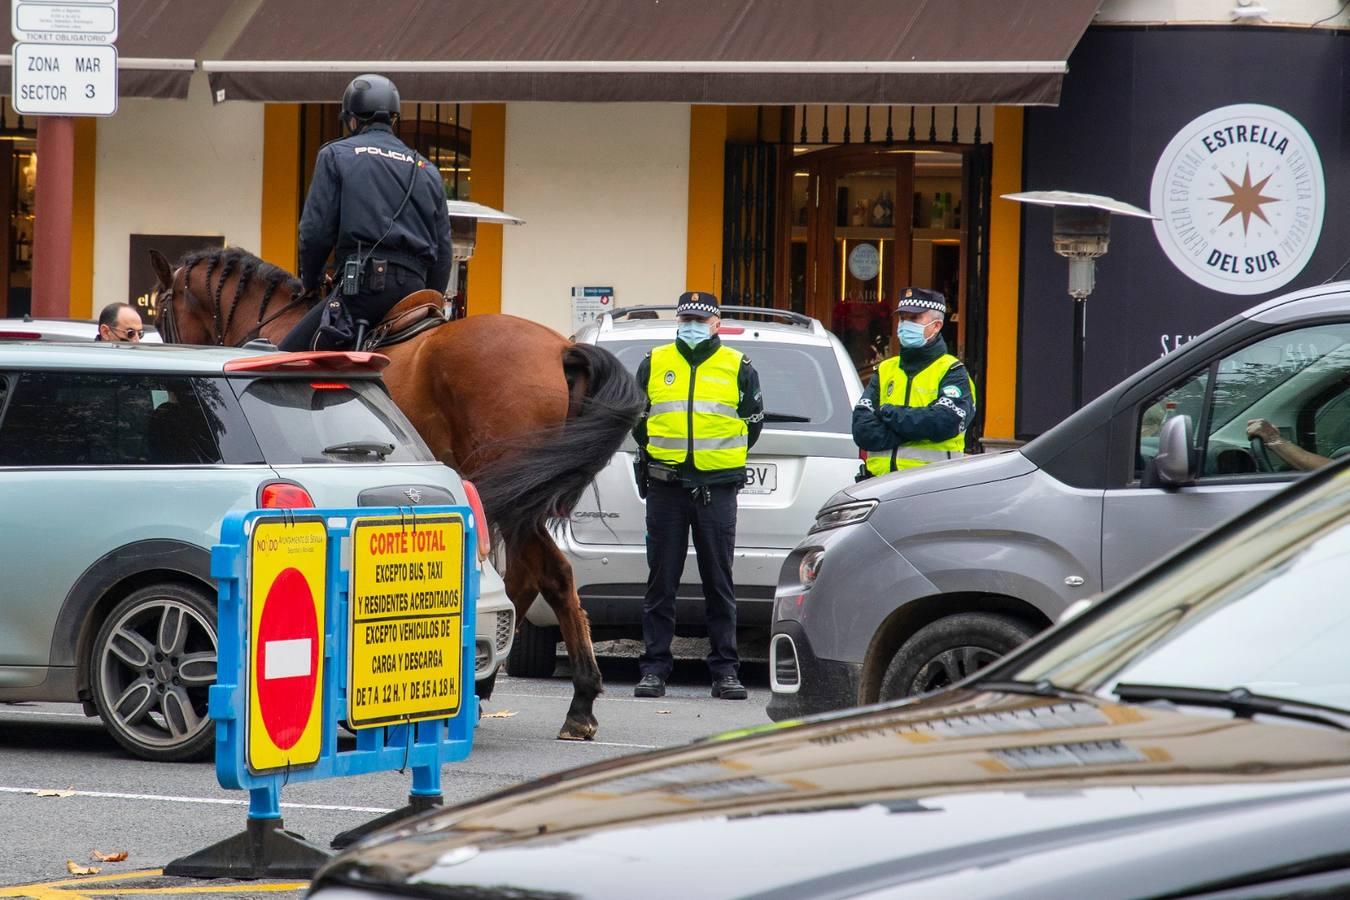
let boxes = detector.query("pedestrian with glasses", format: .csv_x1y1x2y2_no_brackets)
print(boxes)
96,303,144,343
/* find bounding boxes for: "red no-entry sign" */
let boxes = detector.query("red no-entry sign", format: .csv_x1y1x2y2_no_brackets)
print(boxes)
247,519,327,773
255,568,320,749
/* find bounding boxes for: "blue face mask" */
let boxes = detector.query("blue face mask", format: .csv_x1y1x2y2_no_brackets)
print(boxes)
898,320,931,349
677,320,712,347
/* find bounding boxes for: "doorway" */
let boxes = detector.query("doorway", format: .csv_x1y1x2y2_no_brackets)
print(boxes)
786,144,982,379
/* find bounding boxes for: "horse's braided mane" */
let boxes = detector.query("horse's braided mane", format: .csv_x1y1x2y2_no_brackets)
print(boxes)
178,246,303,306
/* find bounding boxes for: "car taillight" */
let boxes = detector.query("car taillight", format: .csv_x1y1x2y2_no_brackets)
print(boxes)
258,482,315,509
461,479,491,560
0,330,40,340
310,381,350,391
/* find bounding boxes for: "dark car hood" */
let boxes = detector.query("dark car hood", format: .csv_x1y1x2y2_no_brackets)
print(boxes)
316,692,1350,899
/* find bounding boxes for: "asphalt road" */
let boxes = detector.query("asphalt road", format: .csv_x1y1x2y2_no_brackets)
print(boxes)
0,651,771,897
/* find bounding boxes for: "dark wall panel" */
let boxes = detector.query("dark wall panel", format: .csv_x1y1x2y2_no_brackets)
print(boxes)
1019,27,1350,436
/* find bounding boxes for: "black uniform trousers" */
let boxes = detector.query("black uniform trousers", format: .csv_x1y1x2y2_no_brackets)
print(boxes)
279,265,425,351
640,480,740,680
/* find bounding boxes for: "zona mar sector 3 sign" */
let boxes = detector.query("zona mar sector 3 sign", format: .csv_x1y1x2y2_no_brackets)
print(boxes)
1150,103,1324,296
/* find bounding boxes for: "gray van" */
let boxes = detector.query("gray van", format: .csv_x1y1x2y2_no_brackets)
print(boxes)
769,281,1350,720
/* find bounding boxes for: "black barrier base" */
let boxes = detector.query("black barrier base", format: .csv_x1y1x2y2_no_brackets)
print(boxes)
163,816,332,880
331,792,443,849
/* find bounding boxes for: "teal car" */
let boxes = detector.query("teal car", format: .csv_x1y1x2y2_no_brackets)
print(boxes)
0,341,509,761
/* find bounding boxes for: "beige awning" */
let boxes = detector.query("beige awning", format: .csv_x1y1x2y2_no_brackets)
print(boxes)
204,0,1103,105
1,0,236,100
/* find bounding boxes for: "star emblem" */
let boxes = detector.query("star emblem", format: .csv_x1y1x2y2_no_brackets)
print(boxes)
1210,164,1279,235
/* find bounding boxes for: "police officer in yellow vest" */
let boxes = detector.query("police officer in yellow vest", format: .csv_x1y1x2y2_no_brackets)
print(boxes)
632,291,764,700
854,288,975,478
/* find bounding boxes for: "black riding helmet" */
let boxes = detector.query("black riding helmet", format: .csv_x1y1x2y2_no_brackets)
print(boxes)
341,74,400,129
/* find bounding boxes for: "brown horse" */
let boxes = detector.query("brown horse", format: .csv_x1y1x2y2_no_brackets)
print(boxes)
149,246,644,741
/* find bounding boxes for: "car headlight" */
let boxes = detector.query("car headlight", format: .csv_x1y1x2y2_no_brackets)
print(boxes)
798,548,825,586
810,500,877,534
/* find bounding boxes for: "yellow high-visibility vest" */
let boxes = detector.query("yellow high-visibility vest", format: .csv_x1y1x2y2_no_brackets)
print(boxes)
646,343,748,471
863,354,974,476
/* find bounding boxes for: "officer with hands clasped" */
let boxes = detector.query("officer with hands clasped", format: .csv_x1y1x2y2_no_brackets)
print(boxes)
633,292,764,700
854,288,976,478
280,73,452,351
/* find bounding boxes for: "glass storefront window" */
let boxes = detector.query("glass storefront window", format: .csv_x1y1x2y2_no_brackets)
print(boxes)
829,168,898,370
911,153,963,350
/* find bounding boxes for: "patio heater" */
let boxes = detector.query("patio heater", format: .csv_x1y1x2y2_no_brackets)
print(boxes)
1003,191,1157,410
444,200,525,317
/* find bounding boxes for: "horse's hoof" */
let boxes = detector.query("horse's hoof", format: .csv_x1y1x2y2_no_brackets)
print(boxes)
558,719,597,741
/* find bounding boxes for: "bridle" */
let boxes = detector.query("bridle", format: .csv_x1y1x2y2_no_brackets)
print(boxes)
159,265,316,347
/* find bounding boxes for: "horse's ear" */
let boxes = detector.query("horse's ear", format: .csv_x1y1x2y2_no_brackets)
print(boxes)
149,249,174,289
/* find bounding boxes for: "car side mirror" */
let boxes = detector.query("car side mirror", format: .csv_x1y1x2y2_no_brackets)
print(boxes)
1151,414,1196,487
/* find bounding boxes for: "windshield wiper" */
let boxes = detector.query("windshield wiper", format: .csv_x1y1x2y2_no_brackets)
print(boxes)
322,440,395,458
969,678,1087,699
763,412,811,423
1114,682,1350,731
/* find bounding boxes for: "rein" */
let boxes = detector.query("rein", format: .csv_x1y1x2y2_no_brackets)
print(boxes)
237,291,315,346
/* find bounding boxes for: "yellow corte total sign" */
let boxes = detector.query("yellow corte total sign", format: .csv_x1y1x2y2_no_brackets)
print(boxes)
348,514,465,729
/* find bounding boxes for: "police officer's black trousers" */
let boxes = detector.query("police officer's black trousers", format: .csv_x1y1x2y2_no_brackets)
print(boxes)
640,480,740,680
278,265,426,351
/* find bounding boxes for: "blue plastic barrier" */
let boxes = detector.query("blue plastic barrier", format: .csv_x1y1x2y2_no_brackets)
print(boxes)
165,505,479,879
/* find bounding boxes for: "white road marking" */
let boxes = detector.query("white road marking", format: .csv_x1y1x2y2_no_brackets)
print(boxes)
0,704,657,749
0,786,393,814
264,638,313,679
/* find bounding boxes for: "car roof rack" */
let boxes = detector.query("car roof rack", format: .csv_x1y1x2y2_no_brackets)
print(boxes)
607,305,814,328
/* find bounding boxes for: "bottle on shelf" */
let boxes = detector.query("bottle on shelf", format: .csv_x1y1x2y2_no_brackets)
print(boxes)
942,192,953,229
929,193,943,231
954,197,962,229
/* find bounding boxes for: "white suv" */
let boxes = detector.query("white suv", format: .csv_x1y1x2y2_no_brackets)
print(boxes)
509,306,862,676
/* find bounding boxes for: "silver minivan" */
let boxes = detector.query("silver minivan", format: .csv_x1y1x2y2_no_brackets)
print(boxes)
510,307,862,676
770,281,1350,719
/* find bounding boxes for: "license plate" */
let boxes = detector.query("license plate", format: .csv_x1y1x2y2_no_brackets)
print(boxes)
742,463,777,494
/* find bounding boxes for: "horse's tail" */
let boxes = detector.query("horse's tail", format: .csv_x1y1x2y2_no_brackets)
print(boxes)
472,342,645,551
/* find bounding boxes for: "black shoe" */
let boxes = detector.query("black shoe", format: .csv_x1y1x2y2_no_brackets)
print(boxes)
634,674,666,698
711,675,747,700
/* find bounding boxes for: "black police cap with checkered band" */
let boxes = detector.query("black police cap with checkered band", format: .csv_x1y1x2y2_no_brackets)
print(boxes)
676,291,720,319
895,287,947,315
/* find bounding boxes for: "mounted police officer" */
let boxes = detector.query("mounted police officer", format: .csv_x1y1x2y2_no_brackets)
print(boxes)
632,292,764,700
853,288,975,478
279,74,452,351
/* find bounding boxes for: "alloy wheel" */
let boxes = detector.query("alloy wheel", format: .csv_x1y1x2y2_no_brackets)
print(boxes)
96,595,217,755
